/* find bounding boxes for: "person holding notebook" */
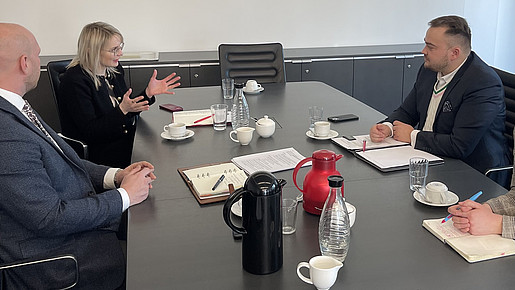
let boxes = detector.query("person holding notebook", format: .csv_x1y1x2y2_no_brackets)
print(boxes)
369,15,510,187
59,22,181,168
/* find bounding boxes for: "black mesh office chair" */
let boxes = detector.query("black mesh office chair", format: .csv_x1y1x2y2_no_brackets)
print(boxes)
0,254,79,289
485,67,515,181
218,43,286,84
47,60,89,159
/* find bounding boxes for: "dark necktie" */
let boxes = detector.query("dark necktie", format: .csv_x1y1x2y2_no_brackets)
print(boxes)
22,100,60,149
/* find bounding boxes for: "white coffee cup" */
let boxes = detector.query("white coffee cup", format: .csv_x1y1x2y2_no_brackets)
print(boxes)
229,127,255,145
164,122,186,138
423,181,448,204
245,80,262,92
311,121,331,137
297,256,343,290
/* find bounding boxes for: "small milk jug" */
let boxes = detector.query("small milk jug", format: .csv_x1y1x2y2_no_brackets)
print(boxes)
293,149,343,215
223,171,286,275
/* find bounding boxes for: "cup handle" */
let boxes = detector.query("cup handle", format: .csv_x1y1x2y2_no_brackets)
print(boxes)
296,262,313,285
229,131,239,143
163,125,169,132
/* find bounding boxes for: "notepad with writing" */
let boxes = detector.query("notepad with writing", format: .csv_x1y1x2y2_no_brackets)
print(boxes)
422,218,515,263
178,162,247,204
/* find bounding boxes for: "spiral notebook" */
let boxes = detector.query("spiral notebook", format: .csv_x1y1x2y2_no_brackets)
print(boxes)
178,162,247,204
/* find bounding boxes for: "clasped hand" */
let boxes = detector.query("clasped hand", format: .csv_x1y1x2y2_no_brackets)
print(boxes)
369,121,413,143
448,200,502,235
117,161,157,206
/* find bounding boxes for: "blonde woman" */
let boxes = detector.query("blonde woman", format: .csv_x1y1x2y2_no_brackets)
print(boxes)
59,22,180,167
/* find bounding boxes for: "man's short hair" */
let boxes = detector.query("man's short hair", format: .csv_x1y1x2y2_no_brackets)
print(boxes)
429,15,472,52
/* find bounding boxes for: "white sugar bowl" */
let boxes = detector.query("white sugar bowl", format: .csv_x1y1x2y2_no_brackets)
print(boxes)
256,115,276,138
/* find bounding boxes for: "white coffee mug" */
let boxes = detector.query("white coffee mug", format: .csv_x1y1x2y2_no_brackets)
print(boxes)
245,80,262,91
297,256,343,290
311,121,331,137
164,122,186,138
424,181,448,204
229,127,255,145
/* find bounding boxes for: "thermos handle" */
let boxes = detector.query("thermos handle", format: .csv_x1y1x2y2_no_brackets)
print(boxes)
292,157,312,193
223,188,247,235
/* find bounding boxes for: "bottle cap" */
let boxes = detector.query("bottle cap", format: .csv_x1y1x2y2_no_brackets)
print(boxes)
235,83,244,89
328,175,344,187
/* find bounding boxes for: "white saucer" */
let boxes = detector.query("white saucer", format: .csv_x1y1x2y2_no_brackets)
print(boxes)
306,129,339,140
413,190,459,207
243,87,264,94
161,129,194,141
231,199,242,217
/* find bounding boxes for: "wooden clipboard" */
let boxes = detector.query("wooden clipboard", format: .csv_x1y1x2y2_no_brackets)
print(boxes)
177,161,238,205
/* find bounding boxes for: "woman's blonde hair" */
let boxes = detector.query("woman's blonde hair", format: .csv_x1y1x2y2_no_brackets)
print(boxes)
68,22,123,89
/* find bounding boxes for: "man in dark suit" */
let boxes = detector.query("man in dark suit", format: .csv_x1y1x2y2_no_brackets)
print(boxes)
370,15,510,187
0,23,156,289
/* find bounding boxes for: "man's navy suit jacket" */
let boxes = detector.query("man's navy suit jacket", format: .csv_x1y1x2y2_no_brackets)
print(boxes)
385,52,510,185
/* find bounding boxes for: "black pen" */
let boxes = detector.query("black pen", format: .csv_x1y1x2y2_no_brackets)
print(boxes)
212,174,225,191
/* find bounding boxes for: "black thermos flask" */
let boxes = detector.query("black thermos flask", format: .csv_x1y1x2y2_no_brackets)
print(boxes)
223,171,286,275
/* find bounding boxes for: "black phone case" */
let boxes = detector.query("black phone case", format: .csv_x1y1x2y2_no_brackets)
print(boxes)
328,114,359,122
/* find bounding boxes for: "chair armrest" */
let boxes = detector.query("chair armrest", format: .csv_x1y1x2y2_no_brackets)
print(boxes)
485,165,513,177
57,133,89,160
0,254,78,289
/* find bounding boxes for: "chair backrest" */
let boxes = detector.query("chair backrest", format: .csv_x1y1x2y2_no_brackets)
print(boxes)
47,60,71,112
493,67,515,156
218,43,286,84
47,60,89,160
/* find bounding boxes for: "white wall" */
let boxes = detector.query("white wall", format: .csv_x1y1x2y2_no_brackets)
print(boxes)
464,0,515,73
1,0,464,55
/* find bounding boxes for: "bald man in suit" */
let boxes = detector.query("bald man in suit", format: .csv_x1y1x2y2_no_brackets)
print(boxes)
0,23,156,289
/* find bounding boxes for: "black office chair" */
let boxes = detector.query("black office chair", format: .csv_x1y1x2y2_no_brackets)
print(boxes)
218,43,286,84
0,254,79,289
47,60,89,159
485,67,515,180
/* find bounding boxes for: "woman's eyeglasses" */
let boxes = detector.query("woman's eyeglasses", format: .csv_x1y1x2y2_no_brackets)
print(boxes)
104,43,124,55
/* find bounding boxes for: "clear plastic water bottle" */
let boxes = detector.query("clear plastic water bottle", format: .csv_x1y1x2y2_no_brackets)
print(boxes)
319,175,350,262
231,83,250,130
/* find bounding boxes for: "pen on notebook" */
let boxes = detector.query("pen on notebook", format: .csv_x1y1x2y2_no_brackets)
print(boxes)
194,115,212,124
362,140,366,152
211,174,225,191
442,190,483,223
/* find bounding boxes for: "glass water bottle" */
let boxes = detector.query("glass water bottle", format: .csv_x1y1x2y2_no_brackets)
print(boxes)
318,175,350,262
231,83,250,130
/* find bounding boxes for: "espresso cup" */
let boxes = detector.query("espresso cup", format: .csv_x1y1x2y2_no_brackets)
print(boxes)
297,256,343,290
163,122,186,138
424,181,448,204
229,127,255,145
311,121,331,137
245,80,262,91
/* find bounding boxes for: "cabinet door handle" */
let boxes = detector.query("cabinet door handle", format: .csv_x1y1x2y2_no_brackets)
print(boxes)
194,73,199,78
407,64,412,69
304,69,310,74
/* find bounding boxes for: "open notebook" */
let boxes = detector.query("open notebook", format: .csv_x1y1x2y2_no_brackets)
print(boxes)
423,218,515,263
178,162,247,204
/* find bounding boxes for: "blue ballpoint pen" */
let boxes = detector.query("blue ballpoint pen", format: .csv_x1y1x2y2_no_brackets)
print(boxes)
442,190,483,223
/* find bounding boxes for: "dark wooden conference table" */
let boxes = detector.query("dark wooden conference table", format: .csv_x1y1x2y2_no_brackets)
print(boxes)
127,81,512,289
